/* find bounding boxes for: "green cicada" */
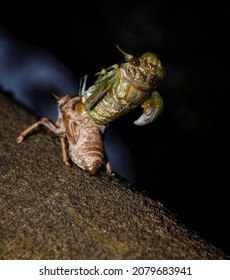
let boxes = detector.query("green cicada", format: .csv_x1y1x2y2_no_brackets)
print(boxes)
82,45,165,126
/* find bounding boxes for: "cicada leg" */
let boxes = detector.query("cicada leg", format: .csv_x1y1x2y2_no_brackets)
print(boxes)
134,91,163,126
15,118,64,144
16,117,72,166
105,161,113,174
59,134,71,166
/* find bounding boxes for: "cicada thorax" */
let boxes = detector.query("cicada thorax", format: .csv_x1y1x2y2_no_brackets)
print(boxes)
64,99,106,175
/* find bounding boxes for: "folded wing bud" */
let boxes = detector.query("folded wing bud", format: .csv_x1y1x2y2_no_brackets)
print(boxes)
134,91,163,126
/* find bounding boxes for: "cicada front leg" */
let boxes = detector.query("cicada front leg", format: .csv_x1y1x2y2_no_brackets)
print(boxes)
15,118,71,166
133,91,163,126
15,118,64,144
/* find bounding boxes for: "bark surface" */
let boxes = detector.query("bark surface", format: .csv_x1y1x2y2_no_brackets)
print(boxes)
0,91,228,259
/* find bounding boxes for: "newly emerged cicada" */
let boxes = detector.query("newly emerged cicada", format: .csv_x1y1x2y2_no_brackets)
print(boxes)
83,45,165,126
16,46,165,174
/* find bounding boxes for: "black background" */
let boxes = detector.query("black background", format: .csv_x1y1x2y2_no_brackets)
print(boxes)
1,0,229,256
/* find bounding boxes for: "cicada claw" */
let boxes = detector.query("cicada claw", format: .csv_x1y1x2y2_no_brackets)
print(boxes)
134,91,163,126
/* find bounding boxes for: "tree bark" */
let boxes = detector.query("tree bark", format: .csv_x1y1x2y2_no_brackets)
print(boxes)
0,91,228,259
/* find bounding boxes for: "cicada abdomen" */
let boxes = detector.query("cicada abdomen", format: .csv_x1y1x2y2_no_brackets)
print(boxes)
68,102,106,175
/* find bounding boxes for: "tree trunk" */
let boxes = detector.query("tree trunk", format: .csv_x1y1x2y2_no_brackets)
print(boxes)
0,91,228,259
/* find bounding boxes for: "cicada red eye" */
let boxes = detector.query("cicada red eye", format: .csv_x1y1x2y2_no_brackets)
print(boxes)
129,57,140,67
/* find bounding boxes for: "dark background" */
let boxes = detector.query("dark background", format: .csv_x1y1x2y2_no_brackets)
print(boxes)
1,1,229,256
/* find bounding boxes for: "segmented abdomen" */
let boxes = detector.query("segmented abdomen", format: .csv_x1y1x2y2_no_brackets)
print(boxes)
86,79,149,125
68,111,105,175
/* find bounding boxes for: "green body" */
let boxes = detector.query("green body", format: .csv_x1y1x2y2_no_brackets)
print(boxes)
82,46,165,126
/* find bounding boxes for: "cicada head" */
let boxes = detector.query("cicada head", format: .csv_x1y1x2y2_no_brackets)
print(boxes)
140,52,166,87
117,46,165,92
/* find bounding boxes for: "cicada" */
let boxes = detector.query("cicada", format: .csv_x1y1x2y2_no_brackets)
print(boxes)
16,46,165,175
83,45,165,126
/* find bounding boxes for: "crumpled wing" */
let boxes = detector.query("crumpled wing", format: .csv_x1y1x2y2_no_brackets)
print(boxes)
134,91,163,126
83,70,116,112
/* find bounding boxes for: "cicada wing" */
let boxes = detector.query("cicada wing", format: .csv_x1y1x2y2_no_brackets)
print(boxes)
84,72,116,111
134,91,163,126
